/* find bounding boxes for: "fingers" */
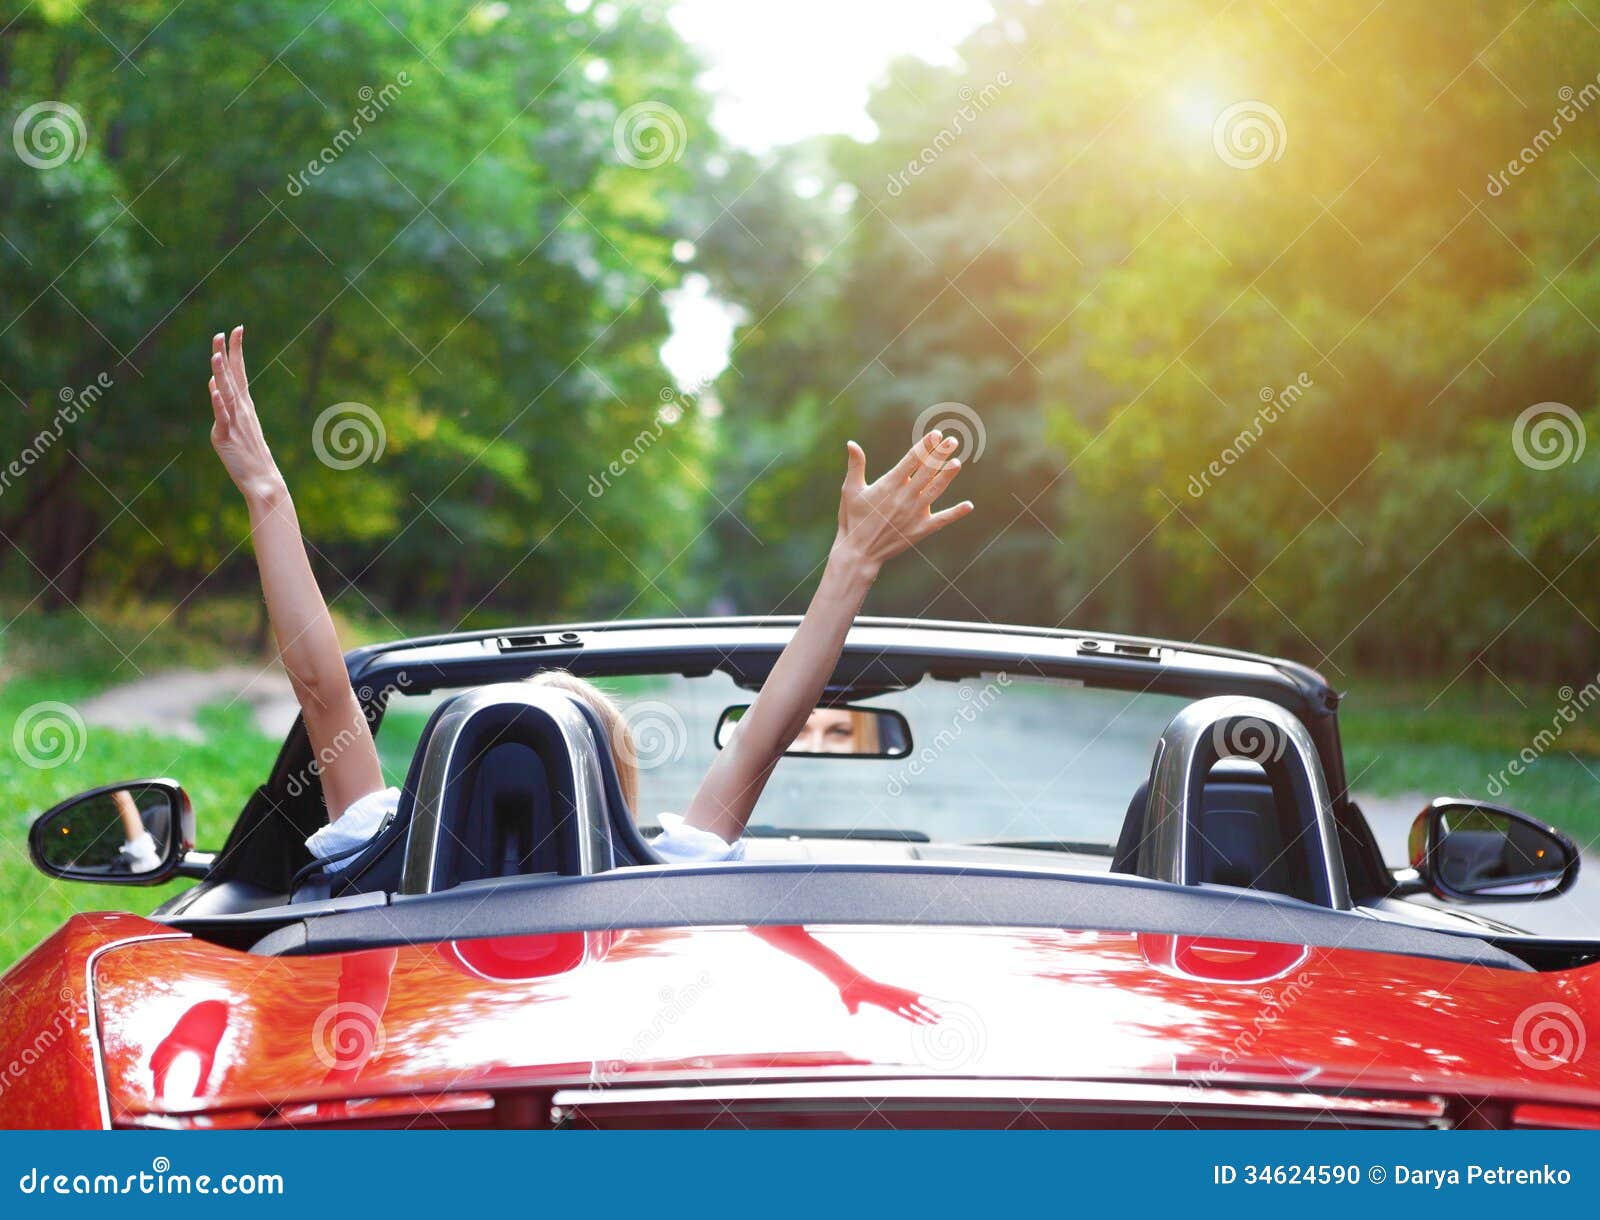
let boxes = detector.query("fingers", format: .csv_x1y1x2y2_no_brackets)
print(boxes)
918,455,962,503
228,324,247,390
211,350,237,412
211,327,249,413
843,440,867,490
211,332,236,401
890,430,943,482
908,434,958,483
922,499,975,536
210,333,236,415
208,376,229,431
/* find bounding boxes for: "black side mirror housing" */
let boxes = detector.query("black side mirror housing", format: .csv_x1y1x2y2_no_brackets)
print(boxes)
1407,798,1578,902
28,779,192,886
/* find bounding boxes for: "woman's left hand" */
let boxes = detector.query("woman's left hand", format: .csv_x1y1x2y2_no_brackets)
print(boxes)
833,431,974,579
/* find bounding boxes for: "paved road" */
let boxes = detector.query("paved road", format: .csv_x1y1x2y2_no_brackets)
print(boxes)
79,665,299,742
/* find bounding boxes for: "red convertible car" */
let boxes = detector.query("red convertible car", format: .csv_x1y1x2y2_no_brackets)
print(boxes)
4,618,1595,1129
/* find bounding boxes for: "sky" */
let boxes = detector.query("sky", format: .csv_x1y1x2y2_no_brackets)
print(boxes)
656,0,994,389
665,0,995,150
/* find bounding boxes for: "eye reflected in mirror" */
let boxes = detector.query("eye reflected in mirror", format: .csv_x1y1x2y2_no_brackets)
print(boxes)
29,781,186,884
715,704,912,758
1410,798,1579,901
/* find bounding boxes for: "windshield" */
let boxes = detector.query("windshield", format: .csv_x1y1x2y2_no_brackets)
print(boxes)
377,673,1193,853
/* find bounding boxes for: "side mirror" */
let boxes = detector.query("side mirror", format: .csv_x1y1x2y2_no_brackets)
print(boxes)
1407,798,1578,902
28,780,191,885
714,704,912,758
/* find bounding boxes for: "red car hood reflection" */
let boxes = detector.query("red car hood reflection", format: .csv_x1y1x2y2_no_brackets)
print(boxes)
93,924,1600,1123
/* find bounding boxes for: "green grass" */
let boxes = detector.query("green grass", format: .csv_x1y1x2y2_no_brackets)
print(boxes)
0,596,414,973
1339,677,1600,846
4,600,1599,972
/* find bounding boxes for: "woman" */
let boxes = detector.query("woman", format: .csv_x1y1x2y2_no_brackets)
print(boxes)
206,325,972,870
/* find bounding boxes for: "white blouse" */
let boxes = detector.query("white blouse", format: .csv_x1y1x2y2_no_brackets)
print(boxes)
305,786,745,873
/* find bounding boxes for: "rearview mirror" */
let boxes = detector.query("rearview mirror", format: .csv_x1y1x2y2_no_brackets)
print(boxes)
28,780,191,885
1407,798,1578,902
715,704,912,758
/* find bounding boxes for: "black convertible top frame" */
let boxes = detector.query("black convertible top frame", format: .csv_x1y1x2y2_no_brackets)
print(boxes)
207,617,1389,899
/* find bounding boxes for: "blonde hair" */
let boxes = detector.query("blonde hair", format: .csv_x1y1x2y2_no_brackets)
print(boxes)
526,670,640,812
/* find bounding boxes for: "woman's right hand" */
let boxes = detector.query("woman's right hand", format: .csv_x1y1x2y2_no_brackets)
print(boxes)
208,325,284,503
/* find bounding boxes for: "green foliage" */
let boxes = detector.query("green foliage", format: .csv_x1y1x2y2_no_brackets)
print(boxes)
1,0,716,624
707,0,1600,680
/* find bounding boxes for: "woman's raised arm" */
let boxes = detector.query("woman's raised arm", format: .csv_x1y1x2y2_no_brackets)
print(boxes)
207,325,385,821
682,431,972,843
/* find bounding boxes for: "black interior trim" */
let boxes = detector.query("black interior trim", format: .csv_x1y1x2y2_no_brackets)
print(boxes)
235,863,1529,970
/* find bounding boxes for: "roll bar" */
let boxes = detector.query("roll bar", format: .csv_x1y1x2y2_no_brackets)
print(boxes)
399,684,617,894
1136,695,1351,910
